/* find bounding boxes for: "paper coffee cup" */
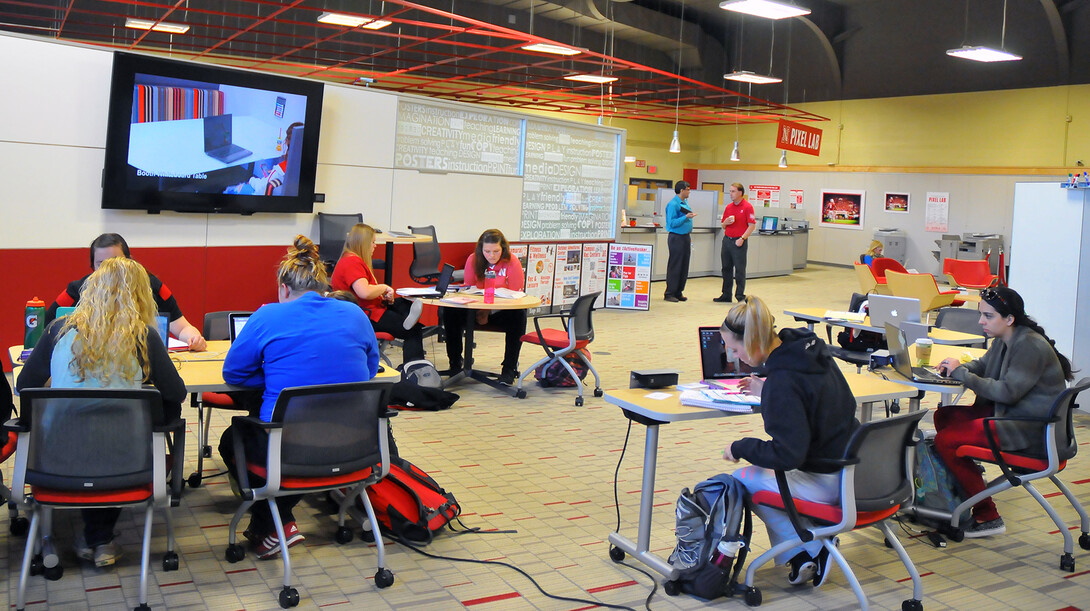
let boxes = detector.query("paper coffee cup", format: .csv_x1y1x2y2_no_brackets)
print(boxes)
915,338,933,368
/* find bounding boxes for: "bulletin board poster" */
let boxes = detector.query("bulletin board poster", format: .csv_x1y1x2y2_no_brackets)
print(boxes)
748,184,781,207
580,243,609,308
925,192,950,232
510,244,529,279
606,243,652,310
524,243,557,312
789,189,804,209
553,244,584,308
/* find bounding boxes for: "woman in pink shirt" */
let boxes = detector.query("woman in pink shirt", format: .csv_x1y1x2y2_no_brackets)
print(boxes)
443,229,526,384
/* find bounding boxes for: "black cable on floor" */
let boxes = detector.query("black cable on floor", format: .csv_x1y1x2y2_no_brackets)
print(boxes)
608,420,660,610
391,534,638,611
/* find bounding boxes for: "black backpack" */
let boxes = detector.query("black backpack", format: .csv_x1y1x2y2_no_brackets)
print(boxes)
666,474,753,599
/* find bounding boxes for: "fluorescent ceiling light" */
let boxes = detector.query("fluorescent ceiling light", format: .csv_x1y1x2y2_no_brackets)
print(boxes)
125,18,190,34
724,70,782,84
564,74,618,84
318,12,371,27
522,43,581,56
362,19,392,30
624,155,636,163
719,0,810,20
946,45,1022,62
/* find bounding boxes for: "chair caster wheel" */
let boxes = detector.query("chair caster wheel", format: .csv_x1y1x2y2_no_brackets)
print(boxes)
744,586,762,606
575,396,584,407
335,526,353,544
360,528,376,543
187,473,202,488
902,599,923,611
593,388,603,397
134,604,152,611
890,400,901,414
278,586,300,608
1079,533,1090,551
608,546,625,562
43,565,63,581
9,516,28,536
30,554,44,576
162,551,179,571
374,567,395,588
1060,553,1075,572
225,544,245,563
516,390,527,399
663,580,680,596
202,445,212,458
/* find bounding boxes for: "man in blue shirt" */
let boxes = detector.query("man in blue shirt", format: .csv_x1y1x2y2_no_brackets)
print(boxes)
664,180,695,302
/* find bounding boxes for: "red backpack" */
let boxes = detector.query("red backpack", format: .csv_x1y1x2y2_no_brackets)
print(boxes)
534,348,591,387
360,455,461,544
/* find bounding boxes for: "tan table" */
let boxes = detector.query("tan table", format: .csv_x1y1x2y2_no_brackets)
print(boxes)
783,307,984,346
376,232,432,282
603,372,917,579
420,293,540,395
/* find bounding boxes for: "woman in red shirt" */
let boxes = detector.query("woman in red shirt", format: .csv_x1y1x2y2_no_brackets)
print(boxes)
443,229,526,384
331,223,425,361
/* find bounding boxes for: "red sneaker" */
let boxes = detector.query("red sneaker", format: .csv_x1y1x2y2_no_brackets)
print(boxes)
284,522,305,548
253,532,283,560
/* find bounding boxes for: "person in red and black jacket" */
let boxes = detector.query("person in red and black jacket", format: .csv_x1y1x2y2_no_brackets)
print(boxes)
43,233,207,351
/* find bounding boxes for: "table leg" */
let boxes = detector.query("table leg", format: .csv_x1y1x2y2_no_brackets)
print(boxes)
383,241,396,284
606,422,679,579
442,308,515,396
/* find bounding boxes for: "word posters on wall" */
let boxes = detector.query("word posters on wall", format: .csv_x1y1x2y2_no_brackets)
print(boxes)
748,184,781,207
394,100,523,175
522,243,557,315
580,243,609,308
605,243,652,310
521,120,620,240
925,192,950,232
789,189,804,209
553,244,583,309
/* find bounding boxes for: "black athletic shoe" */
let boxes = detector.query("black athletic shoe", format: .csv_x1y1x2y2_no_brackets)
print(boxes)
499,368,518,385
713,295,731,303
736,295,747,303
786,551,817,586
813,536,839,587
664,295,680,302
677,295,688,301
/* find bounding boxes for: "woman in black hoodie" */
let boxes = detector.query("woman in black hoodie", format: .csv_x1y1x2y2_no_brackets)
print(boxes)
721,296,859,587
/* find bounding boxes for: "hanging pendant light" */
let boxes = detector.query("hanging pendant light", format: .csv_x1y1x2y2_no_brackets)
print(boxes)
778,150,788,168
669,131,681,154
730,141,741,162
669,2,685,153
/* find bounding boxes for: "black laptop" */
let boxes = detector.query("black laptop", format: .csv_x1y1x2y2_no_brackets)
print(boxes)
203,114,252,163
884,323,959,385
698,326,756,384
228,312,251,342
396,263,455,298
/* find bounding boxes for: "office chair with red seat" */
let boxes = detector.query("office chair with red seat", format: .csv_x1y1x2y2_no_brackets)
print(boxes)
942,258,999,290
514,291,602,406
948,378,1090,572
9,388,184,611
223,381,396,608
741,410,926,611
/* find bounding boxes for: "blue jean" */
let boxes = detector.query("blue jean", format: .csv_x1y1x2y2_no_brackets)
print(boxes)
734,465,841,564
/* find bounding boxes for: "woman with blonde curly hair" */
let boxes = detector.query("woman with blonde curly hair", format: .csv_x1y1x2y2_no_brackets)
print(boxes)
18,257,187,568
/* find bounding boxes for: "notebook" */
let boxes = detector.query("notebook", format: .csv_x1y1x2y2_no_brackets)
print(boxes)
824,310,866,323
698,325,755,384
868,294,921,329
228,312,251,342
203,114,252,163
396,263,455,298
884,322,959,385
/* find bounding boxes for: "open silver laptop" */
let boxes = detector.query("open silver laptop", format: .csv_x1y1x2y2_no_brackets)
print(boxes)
868,294,921,329
884,323,959,385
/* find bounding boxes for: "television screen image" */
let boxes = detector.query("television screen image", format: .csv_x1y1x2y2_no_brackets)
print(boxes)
103,52,324,214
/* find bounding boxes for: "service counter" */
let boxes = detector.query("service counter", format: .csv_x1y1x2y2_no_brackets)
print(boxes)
618,227,796,281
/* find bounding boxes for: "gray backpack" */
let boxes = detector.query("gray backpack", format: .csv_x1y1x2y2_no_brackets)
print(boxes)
666,473,752,599
400,360,442,388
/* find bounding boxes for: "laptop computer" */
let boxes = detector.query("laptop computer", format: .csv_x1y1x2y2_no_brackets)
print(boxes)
203,114,252,163
758,216,779,233
868,294,921,329
228,312,251,342
396,263,455,298
698,326,756,384
884,323,959,385
901,321,930,347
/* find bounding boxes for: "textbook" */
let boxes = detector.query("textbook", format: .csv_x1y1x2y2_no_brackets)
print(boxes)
823,310,866,323
679,389,756,413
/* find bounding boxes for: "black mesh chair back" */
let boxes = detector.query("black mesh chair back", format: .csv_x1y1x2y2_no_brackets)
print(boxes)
203,310,253,341
271,381,391,479
935,307,981,335
1049,378,1089,463
19,388,163,491
569,292,600,342
317,213,363,264
843,410,925,512
408,225,442,284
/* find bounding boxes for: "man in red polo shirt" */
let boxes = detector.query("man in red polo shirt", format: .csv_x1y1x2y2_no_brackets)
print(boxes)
715,182,757,303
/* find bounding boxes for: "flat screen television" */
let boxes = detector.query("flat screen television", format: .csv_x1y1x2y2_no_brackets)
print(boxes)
102,52,324,214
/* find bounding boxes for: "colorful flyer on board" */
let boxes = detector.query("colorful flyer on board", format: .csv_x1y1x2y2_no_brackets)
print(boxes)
580,243,609,308
553,243,583,308
606,243,652,310
524,243,556,313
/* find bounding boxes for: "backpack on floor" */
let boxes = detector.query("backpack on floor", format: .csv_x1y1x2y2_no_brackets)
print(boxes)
389,360,459,410
667,473,753,600
534,348,590,388
360,455,461,544
913,433,972,529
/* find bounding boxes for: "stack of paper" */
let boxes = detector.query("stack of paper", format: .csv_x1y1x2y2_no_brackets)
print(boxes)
460,287,527,299
824,310,866,323
679,389,755,413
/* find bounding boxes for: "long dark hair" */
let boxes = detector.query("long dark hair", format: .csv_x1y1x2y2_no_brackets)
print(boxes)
473,229,511,279
982,286,1073,381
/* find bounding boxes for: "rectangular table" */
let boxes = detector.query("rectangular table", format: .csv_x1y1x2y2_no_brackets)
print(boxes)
783,307,985,346
604,372,918,579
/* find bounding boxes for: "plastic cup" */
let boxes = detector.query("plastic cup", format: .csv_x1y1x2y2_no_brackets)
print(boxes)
915,338,933,368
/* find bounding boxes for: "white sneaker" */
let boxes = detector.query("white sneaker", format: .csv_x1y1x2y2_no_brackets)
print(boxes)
403,299,423,329
94,540,123,567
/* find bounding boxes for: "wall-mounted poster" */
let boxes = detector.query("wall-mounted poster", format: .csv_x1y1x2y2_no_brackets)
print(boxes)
580,243,609,308
884,192,910,213
925,192,950,232
606,243,652,310
789,189,804,209
523,243,556,314
748,184,781,207
553,243,583,309
819,190,865,229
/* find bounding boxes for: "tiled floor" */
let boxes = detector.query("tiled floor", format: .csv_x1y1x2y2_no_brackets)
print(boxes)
4,264,1089,610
